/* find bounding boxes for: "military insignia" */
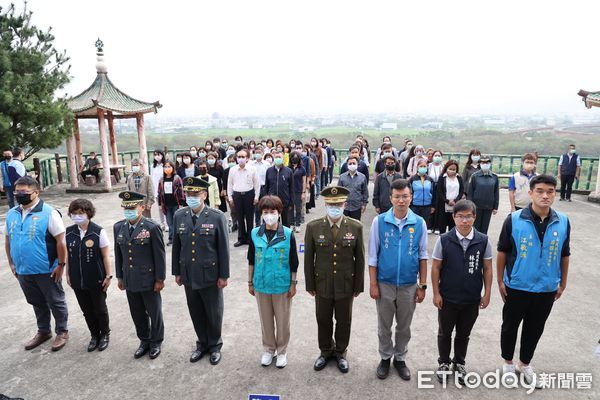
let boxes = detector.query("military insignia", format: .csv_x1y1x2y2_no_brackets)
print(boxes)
344,232,355,240
124,192,131,199
319,235,325,239
85,240,94,248
409,227,415,233
201,223,214,228
135,229,151,239
187,177,194,185
331,187,338,195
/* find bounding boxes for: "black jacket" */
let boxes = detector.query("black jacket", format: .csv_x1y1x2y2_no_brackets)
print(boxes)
373,172,402,213
66,221,106,290
264,165,294,207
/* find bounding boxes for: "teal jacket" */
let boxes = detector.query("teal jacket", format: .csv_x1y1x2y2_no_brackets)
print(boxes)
251,224,292,294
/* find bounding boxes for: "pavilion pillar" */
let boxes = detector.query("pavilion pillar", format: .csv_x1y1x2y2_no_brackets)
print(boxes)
107,111,119,166
97,108,112,190
595,156,600,195
66,133,79,189
74,117,84,169
136,113,149,174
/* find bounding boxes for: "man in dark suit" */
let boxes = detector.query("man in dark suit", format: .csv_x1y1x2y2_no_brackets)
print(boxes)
114,191,166,359
304,186,365,373
172,177,230,365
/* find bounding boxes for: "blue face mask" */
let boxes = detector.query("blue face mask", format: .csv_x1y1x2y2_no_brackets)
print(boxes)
187,197,202,209
123,209,139,221
480,163,491,171
326,205,344,219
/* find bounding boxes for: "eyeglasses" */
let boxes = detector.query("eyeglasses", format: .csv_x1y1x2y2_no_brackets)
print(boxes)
454,215,475,221
391,195,411,201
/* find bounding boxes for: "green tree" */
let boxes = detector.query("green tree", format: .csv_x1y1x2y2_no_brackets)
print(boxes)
0,3,72,159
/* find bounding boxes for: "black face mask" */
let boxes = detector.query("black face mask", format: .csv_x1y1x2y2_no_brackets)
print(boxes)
385,164,396,171
199,168,208,176
15,193,33,205
4,156,11,161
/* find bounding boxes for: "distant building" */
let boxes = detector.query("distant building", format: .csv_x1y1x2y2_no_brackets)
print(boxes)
380,122,398,130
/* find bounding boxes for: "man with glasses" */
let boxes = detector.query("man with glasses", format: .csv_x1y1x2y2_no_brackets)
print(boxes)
5,176,69,351
367,179,428,381
430,199,493,385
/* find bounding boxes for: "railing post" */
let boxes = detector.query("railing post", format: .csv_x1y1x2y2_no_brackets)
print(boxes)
33,158,42,188
54,153,63,183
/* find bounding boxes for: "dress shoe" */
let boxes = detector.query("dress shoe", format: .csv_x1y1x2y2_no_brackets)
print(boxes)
394,359,411,380
376,358,391,379
51,332,69,352
314,355,328,371
233,241,247,247
190,349,206,363
336,356,349,373
134,343,149,359
87,336,99,352
97,333,110,351
24,331,52,350
209,351,221,365
149,345,161,359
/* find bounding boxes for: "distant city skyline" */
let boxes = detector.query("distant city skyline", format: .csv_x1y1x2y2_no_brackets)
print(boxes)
8,0,600,116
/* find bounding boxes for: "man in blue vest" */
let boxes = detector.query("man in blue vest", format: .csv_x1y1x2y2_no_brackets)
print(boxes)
497,174,570,388
1,148,25,209
5,176,69,351
368,178,428,380
431,199,493,385
557,144,580,202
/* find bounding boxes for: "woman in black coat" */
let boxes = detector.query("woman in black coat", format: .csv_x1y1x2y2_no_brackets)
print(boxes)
435,160,465,233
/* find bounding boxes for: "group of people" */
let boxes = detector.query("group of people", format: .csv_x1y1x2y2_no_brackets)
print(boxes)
4,130,571,390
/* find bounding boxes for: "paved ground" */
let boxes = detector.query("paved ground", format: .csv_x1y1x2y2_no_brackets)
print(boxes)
0,184,599,400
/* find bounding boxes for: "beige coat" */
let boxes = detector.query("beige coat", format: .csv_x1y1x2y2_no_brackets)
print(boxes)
126,172,155,207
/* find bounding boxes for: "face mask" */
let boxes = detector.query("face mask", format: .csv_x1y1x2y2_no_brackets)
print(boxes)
183,158,191,165
228,162,236,168
433,156,442,163
274,158,283,166
480,163,491,171
132,166,140,173
384,141,391,145
301,151,307,157
385,164,396,171
164,167,173,175
199,168,208,175
237,157,246,165
311,142,317,146
348,164,358,172
262,213,279,225
570,149,576,154
277,147,283,152
471,155,480,162
206,146,212,150
264,158,273,165
123,209,139,221
226,149,236,156
447,169,457,176
326,205,344,219
418,166,428,175
254,153,263,160
190,151,197,157
407,144,413,149
176,157,182,163
15,193,33,205
415,151,423,156
291,158,300,165
207,159,216,166
71,215,88,225
221,143,228,148
199,152,206,158
234,140,242,145
4,156,12,161
186,197,202,209
383,152,392,158
154,155,162,162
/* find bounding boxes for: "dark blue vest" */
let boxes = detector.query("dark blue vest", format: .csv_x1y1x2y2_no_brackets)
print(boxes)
66,222,106,290
439,228,488,304
559,153,579,176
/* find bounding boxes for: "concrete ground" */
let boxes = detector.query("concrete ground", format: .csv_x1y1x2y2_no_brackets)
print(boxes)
0,184,598,400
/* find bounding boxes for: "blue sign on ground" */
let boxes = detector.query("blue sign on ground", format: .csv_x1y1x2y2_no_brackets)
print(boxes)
248,395,280,400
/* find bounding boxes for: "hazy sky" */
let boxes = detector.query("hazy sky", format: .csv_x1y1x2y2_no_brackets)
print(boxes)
6,0,600,116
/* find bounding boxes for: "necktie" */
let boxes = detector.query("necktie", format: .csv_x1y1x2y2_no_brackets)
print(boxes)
129,225,134,236
331,223,339,241
192,214,197,226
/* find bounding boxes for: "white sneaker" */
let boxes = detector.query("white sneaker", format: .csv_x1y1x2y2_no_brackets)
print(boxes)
276,353,287,368
502,363,518,386
427,229,433,234
261,352,274,366
516,363,542,389
294,226,301,233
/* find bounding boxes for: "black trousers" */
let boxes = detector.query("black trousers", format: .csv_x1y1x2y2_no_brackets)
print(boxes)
73,287,110,337
474,208,493,234
281,204,291,228
411,205,432,228
560,175,575,200
185,285,224,353
233,190,255,243
437,211,456,233
321,169,329,188
315,295,354,358
81,169,100,180
126,290,164,346
500,287,556,364
254,185,267,226
343,208,362,221
437,301,479,365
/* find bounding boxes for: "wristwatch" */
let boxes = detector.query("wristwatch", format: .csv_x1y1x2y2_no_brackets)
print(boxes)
417,282,428,290
291,280,298,284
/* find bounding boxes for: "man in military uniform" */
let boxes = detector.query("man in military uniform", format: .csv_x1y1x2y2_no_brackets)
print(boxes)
172,177,230,365
114,191,166,359
305,186,365,373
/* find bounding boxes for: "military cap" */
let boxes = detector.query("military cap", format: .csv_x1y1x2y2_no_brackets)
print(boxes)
479,155,491,162
119,191,146,208
183,176,210,192
321,185,349,204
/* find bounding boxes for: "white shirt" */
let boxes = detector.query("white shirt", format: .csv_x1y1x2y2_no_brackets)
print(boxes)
250,160,269,186
150,164,164,198
78,226,110,248
227,164,260,200
445,175,460,202
428,163,443,183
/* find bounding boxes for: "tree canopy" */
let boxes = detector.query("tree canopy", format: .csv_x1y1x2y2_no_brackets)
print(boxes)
0,3,72,159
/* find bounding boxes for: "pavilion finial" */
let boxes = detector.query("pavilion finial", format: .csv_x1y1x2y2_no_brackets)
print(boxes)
95,38,107,74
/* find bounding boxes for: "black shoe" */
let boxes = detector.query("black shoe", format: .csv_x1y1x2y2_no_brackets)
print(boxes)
568,199,572,202
134,343,149,359
559,198,564,201
314,355,328,371
149,345,161,359
436,363,451,383
394,359,411,380
190,349,206,363
87,336,98,352
336,356,349,373
97,333,109,351
376,358,391,379
233,241,247,247
209,351,221,365
452,363,467,385
231,224,238,232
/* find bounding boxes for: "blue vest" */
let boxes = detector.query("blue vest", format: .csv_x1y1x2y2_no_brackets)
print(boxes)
439,228,488,304
376,208,423,286
410,176,434,206
6,200,59,275
505,208,568,293
559,153,578,176
251,225,292,294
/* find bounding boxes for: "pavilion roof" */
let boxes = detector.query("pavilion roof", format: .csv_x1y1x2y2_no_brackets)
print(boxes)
578,89,600,109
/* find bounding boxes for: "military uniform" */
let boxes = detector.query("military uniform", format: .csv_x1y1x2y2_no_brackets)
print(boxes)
172,177,230,362
114,191,166,356
305,186,365,365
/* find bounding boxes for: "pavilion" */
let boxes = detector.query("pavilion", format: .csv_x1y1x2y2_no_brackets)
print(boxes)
577,89,600,202
65,39,162,191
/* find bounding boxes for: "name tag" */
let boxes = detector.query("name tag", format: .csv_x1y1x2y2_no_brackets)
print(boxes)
164,182,173,194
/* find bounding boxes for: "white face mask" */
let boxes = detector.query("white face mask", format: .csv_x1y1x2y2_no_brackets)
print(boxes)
262,213,279,225
154,155,162,162
348,164,358,172
71,214,88,225
131,165,140,173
